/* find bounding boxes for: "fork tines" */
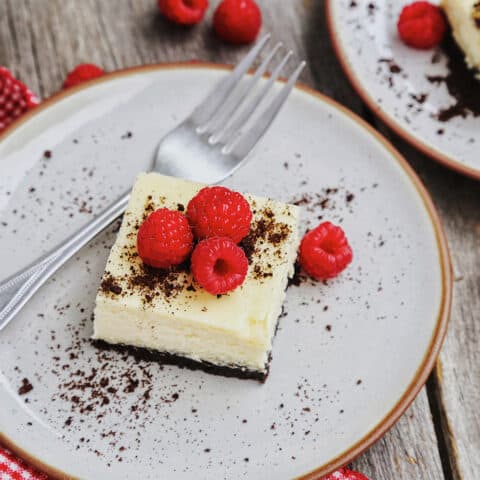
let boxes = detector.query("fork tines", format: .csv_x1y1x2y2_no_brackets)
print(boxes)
191,34,306,158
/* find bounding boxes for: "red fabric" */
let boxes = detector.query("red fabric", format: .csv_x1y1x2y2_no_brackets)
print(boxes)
0,447,48,480
1,446,368,479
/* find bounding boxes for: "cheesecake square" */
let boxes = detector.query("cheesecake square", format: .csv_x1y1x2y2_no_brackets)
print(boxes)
93,173,300,381
442,0,480,74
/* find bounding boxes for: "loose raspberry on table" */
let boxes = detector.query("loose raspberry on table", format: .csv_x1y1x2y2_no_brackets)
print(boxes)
63,64,105,89
137,208,193,269
213,0,262,44
191,236,248,295
187,186,253,243
322,468,370,480
397,1,447,49
0,67,39,134
158,0,209,25
299,221,353,280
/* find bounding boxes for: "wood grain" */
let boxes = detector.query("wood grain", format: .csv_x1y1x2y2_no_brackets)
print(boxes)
2,0,477,479
352,391,445,480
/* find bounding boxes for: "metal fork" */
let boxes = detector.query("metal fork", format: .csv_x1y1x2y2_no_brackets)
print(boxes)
0,34,306,331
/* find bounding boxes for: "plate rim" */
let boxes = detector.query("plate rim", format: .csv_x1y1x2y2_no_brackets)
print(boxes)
0,62,453,480
325,0,480,181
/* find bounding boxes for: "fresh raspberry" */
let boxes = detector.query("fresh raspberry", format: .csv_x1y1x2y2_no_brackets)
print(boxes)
323,468,370,480
137,208,193,269
299,221,353,280
63,64,105,89
187,186,252,243
397,2,447,49
158,0,209,25
191,237,248,294
0,67,39,133
213,0,262,44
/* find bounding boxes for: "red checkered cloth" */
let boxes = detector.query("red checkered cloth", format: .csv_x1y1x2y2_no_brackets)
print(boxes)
0,445,366,479
0,447,47,480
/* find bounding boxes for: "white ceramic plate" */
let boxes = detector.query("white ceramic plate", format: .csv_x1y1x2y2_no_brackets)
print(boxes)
327,0,480,179
0,64,451,479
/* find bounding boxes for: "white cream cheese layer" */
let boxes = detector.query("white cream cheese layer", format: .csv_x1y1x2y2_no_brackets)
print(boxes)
93,172,300,373
442,0,480,72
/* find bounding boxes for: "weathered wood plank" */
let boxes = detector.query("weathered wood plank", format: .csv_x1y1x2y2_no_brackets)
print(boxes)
0,1,451,479
0,0,42,95
352,390,445,480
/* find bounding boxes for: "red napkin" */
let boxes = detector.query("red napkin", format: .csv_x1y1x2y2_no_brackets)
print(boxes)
0,446,48,480
1,444,370,479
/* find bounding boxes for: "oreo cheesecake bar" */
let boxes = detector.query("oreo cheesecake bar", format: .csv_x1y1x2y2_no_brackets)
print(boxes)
93,173,299,382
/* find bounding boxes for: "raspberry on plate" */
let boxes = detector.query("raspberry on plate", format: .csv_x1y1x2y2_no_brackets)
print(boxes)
0,67,39,134
63,64,105,89
299,221,353,280
323,468,370,480
213,0,262,44
158,0,209,25
191,236,248,295
137,208,193,269
187,186,253,243
397,1,447,49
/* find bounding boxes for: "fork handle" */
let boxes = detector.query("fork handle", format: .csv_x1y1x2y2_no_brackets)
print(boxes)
0,190,130,331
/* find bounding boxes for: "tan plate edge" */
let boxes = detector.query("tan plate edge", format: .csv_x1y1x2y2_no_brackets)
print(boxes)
0,61,453,480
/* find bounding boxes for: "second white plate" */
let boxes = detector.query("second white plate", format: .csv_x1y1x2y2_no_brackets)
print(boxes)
327,0,480,179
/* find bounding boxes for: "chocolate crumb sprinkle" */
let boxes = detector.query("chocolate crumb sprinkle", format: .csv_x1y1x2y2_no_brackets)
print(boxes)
100,275,123,296
239,206,292,280
379,58,402,74
18,378,33,395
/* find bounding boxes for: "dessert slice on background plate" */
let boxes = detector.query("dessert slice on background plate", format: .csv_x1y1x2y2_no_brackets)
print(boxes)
442,0,480,75
93,172,300,382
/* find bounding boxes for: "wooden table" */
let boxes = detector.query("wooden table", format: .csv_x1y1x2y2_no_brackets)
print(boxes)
0,1,477,479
